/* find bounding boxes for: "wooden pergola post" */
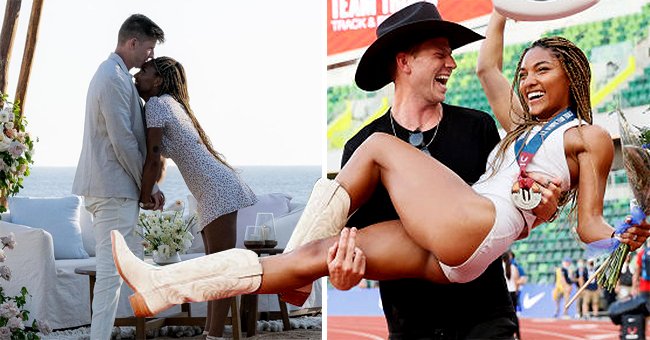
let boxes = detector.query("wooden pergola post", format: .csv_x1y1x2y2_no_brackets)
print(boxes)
0,0,22,101
14,0,43,118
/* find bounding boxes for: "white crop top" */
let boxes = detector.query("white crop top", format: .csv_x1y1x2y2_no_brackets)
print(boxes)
472,118,581,235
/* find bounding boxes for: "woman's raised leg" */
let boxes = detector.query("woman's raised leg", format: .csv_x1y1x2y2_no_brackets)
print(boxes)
112,219,450,317
337,132,496,266
258,221,449,295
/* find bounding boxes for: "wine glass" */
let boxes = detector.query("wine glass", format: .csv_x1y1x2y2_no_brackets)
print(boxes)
255,212,277,248
263,223,277,248
243,225,264,249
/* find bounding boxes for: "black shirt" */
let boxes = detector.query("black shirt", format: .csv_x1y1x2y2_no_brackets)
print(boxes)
341,103,514,337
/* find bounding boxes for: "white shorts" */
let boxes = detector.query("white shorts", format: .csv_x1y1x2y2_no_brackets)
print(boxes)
439,194,525,283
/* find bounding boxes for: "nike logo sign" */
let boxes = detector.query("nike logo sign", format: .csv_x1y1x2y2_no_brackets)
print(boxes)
522,292,545,309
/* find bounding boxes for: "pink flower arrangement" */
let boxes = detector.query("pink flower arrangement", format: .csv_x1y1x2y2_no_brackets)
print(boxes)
0,94,36,214
0,232,50,338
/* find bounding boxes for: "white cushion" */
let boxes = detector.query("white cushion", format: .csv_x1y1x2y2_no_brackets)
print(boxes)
187,194,198,218
79,206,95,257
8,196,89,259
274,204,304,248
185,194,203,254
0,212,11,221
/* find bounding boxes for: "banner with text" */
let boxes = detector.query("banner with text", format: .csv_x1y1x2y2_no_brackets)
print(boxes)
327,0,492,56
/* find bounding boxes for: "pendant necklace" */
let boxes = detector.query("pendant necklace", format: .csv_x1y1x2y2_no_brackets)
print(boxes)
389,110,441,156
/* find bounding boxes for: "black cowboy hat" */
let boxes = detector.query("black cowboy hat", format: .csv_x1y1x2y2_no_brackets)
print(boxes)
355,1,484,91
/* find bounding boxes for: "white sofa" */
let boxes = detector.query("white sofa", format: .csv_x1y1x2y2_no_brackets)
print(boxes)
0,193,319,330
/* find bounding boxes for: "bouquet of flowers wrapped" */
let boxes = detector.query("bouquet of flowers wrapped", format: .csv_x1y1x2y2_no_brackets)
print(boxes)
0,93,36,213
137,201,195,261
594,110,650,291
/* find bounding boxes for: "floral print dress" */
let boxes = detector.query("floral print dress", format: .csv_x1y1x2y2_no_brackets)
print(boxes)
145,94,257,230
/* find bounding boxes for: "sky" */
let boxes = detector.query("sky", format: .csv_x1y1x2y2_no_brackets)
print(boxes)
1,0,324,167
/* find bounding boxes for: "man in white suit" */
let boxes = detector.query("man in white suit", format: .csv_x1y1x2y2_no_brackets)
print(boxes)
72,14,165,339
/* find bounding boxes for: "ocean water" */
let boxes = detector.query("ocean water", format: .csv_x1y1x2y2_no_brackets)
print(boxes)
16,165,321,205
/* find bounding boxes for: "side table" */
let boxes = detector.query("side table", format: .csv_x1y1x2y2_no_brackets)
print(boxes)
241,247,291,336
74,265,241,340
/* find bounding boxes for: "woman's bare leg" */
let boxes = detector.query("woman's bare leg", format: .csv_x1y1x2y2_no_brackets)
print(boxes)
111,221,448,316
201,211,238,337
336,133,495,266
258,220,448,294
200,232,212,333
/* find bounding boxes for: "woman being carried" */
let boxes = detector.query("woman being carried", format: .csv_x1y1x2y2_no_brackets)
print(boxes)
112,13,649,317
135,56,257,337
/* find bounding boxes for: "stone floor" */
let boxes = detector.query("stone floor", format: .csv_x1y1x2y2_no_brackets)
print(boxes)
153,315,322,339
156,329,322,339
42,316,322,340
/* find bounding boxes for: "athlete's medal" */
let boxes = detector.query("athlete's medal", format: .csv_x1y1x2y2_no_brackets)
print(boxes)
511,109,576,210
511,173,542,210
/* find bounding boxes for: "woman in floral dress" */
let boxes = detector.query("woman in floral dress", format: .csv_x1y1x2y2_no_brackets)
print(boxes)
135,56,257,339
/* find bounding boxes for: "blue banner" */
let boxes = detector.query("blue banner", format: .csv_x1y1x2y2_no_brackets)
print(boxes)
518,284,578,318
328,287,384,316
328,284,580,317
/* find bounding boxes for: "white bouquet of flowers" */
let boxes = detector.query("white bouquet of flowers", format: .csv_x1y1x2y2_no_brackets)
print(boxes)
0,94,36,213
138,201,195,263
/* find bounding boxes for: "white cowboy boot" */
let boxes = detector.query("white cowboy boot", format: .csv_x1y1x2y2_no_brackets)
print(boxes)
280,178,350,307
284,178,350,253
111,230,262,317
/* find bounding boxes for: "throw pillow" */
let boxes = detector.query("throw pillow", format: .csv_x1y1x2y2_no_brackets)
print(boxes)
8,196,89,259
79,204,96,257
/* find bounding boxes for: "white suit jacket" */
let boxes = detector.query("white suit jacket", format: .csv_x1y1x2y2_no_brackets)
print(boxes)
72,53,147,200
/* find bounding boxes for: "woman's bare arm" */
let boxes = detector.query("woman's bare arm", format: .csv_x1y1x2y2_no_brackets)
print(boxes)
570,125,650,251
476,10,524,132
140,127,164,209
573,125,615,243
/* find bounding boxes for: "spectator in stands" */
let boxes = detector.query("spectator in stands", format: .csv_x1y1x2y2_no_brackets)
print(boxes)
580,259,601,319
509,250,527,312
633,247,650,300
572,258,586,318
553,258,574,318
502,252,521,339
617,253,634,300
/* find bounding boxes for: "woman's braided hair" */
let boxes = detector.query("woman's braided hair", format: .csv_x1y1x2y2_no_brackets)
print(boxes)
151,56,233,170
491,37,593,209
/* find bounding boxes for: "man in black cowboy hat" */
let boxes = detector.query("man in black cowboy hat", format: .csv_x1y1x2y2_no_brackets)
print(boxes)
330,2,561,338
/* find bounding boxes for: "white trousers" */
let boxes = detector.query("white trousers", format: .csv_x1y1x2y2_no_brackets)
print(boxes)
85,197,141,340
